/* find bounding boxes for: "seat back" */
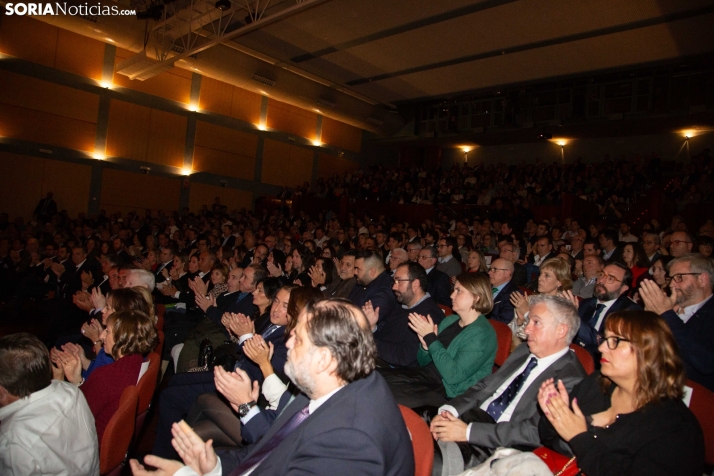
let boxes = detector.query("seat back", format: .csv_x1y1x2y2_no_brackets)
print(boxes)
568,344,595,375
155,304,165,332
398,404,434,476
438,304,452,316
137,352,160,414
153,329,164,359
100,385,138,475
489,320,512,368
685,379,714,466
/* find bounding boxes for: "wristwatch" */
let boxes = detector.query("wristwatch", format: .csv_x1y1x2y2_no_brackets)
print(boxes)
237,400,257,417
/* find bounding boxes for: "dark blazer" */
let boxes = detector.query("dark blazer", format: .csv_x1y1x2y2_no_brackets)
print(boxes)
221,235,236,248
661,296,714,392
512,263,528,287
224,372,414,476
449,343,586,450
375,296,444,368
647,251,662,267
528,251,556,265
59,260,100,300
602,246,623,264
488,280,520,324
154,260,173,284
348,271,398,326
426,268,452,307
575,295,641,357
177,273,211,310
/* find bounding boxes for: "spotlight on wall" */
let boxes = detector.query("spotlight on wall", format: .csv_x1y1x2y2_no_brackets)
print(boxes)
180,167,192,176
256,123,266,131
99,81,112,89
215,0,231,11
187,103,199,112
92,151,106,160
312,140,322,147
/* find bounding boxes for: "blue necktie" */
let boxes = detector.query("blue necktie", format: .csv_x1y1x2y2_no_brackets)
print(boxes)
230,405,310,475
588,303,607,331
486,357,538,421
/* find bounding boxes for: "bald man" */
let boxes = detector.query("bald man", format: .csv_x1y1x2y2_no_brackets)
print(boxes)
487,258,520,324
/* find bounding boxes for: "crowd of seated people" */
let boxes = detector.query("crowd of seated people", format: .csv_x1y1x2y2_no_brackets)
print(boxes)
0,149,713,475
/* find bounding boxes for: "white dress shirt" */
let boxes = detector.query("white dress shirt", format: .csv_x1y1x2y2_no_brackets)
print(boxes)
0,380,99,476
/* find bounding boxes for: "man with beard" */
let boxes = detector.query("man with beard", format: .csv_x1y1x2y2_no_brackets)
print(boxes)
369,262,444,367
348,251,397,325
575,262,641,360
131,299,414,476
640,254,714,391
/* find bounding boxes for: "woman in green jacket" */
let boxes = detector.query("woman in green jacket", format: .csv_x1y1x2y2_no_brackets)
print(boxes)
382,273,497,408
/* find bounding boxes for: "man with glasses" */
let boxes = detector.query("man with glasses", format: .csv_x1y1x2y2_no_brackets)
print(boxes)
406,242,423,263
575,262,641,359
669,231,694,258
640,254,714,391
436,238,462,278
418,246,451,307
642,232,662,266
569,235,585,261
371,262,444,368
499,243,527,287
487,259,520,324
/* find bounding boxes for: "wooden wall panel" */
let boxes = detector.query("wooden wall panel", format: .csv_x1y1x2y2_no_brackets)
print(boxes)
0,103,96,152
0,16,57,67
266,99,317,140
106,100,151,161
0,152,92,219
189,182,252,214
198,77,233,116
54,29,105,81
261,139,313,187
112,48,192,104
317,153,360,179
146,110,187,169
230,87,262,125
40,160,92,217
321,116,363,152
0,70,99,123
100,168,180,215
193,121,257,180
0,152,45,219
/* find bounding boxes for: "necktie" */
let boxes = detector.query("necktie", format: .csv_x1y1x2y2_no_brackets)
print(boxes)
492,287,498,295
486,357,538,421
231,405,310,475
589,303,607,330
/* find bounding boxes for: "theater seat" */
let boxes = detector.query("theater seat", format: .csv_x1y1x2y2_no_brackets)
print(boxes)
438,304,452,316
155,304,165,332
399,404,434,476
489,319,512,369
134,352,160,440
685,379,714,466
100,385,138,476
569,344,595,375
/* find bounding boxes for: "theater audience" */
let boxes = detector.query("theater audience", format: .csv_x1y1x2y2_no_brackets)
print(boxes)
538,311,704,476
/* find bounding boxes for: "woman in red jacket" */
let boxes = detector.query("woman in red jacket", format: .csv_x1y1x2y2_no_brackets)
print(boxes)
58,310,158,442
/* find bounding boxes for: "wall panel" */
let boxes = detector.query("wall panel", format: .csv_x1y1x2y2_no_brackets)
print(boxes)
112,48,192,104
0,70,99,123
230,87,262,125
317,153,360,179
188,182,253,213
146,109,187,169
321,116,363,152
266,99,317,140
106,100,151,161
54,29,105,81
0,152,92,219
261,139,313,187
193,121,257,179
0,103,96,152
0,16,57,67
198,77,233,116
100,168,180,215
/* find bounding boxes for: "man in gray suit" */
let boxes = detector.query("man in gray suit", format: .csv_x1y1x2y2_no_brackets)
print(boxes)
430,294,586,475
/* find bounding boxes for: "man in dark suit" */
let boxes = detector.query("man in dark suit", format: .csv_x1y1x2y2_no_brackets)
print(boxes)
499,243,527,287
372,262,444,367
640,254,714,392
528,236,556,267
599,230,623,263
418,246,452,307
220,225,236,248
348,251,398,323
487,258,519,324
642,232,662,266
430,295,586,474
134,299,414,476
33,192,57,223
58,246,100,300
575,262,640,359
154,246,176,285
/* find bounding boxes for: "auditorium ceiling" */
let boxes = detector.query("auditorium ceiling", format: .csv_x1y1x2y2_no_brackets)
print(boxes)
224,0,714,105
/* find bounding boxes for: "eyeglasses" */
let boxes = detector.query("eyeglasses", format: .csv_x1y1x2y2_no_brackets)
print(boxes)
670,273,702,283
597,334,631,350
596,271,622,284
393,278,412,285
488,267,509,272
670,240,692,246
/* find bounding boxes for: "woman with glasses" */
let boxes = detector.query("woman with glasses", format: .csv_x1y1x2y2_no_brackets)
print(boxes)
537,310,704,476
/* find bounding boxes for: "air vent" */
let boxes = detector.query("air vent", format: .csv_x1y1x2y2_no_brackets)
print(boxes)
316,97,336,109
251,74,275,87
